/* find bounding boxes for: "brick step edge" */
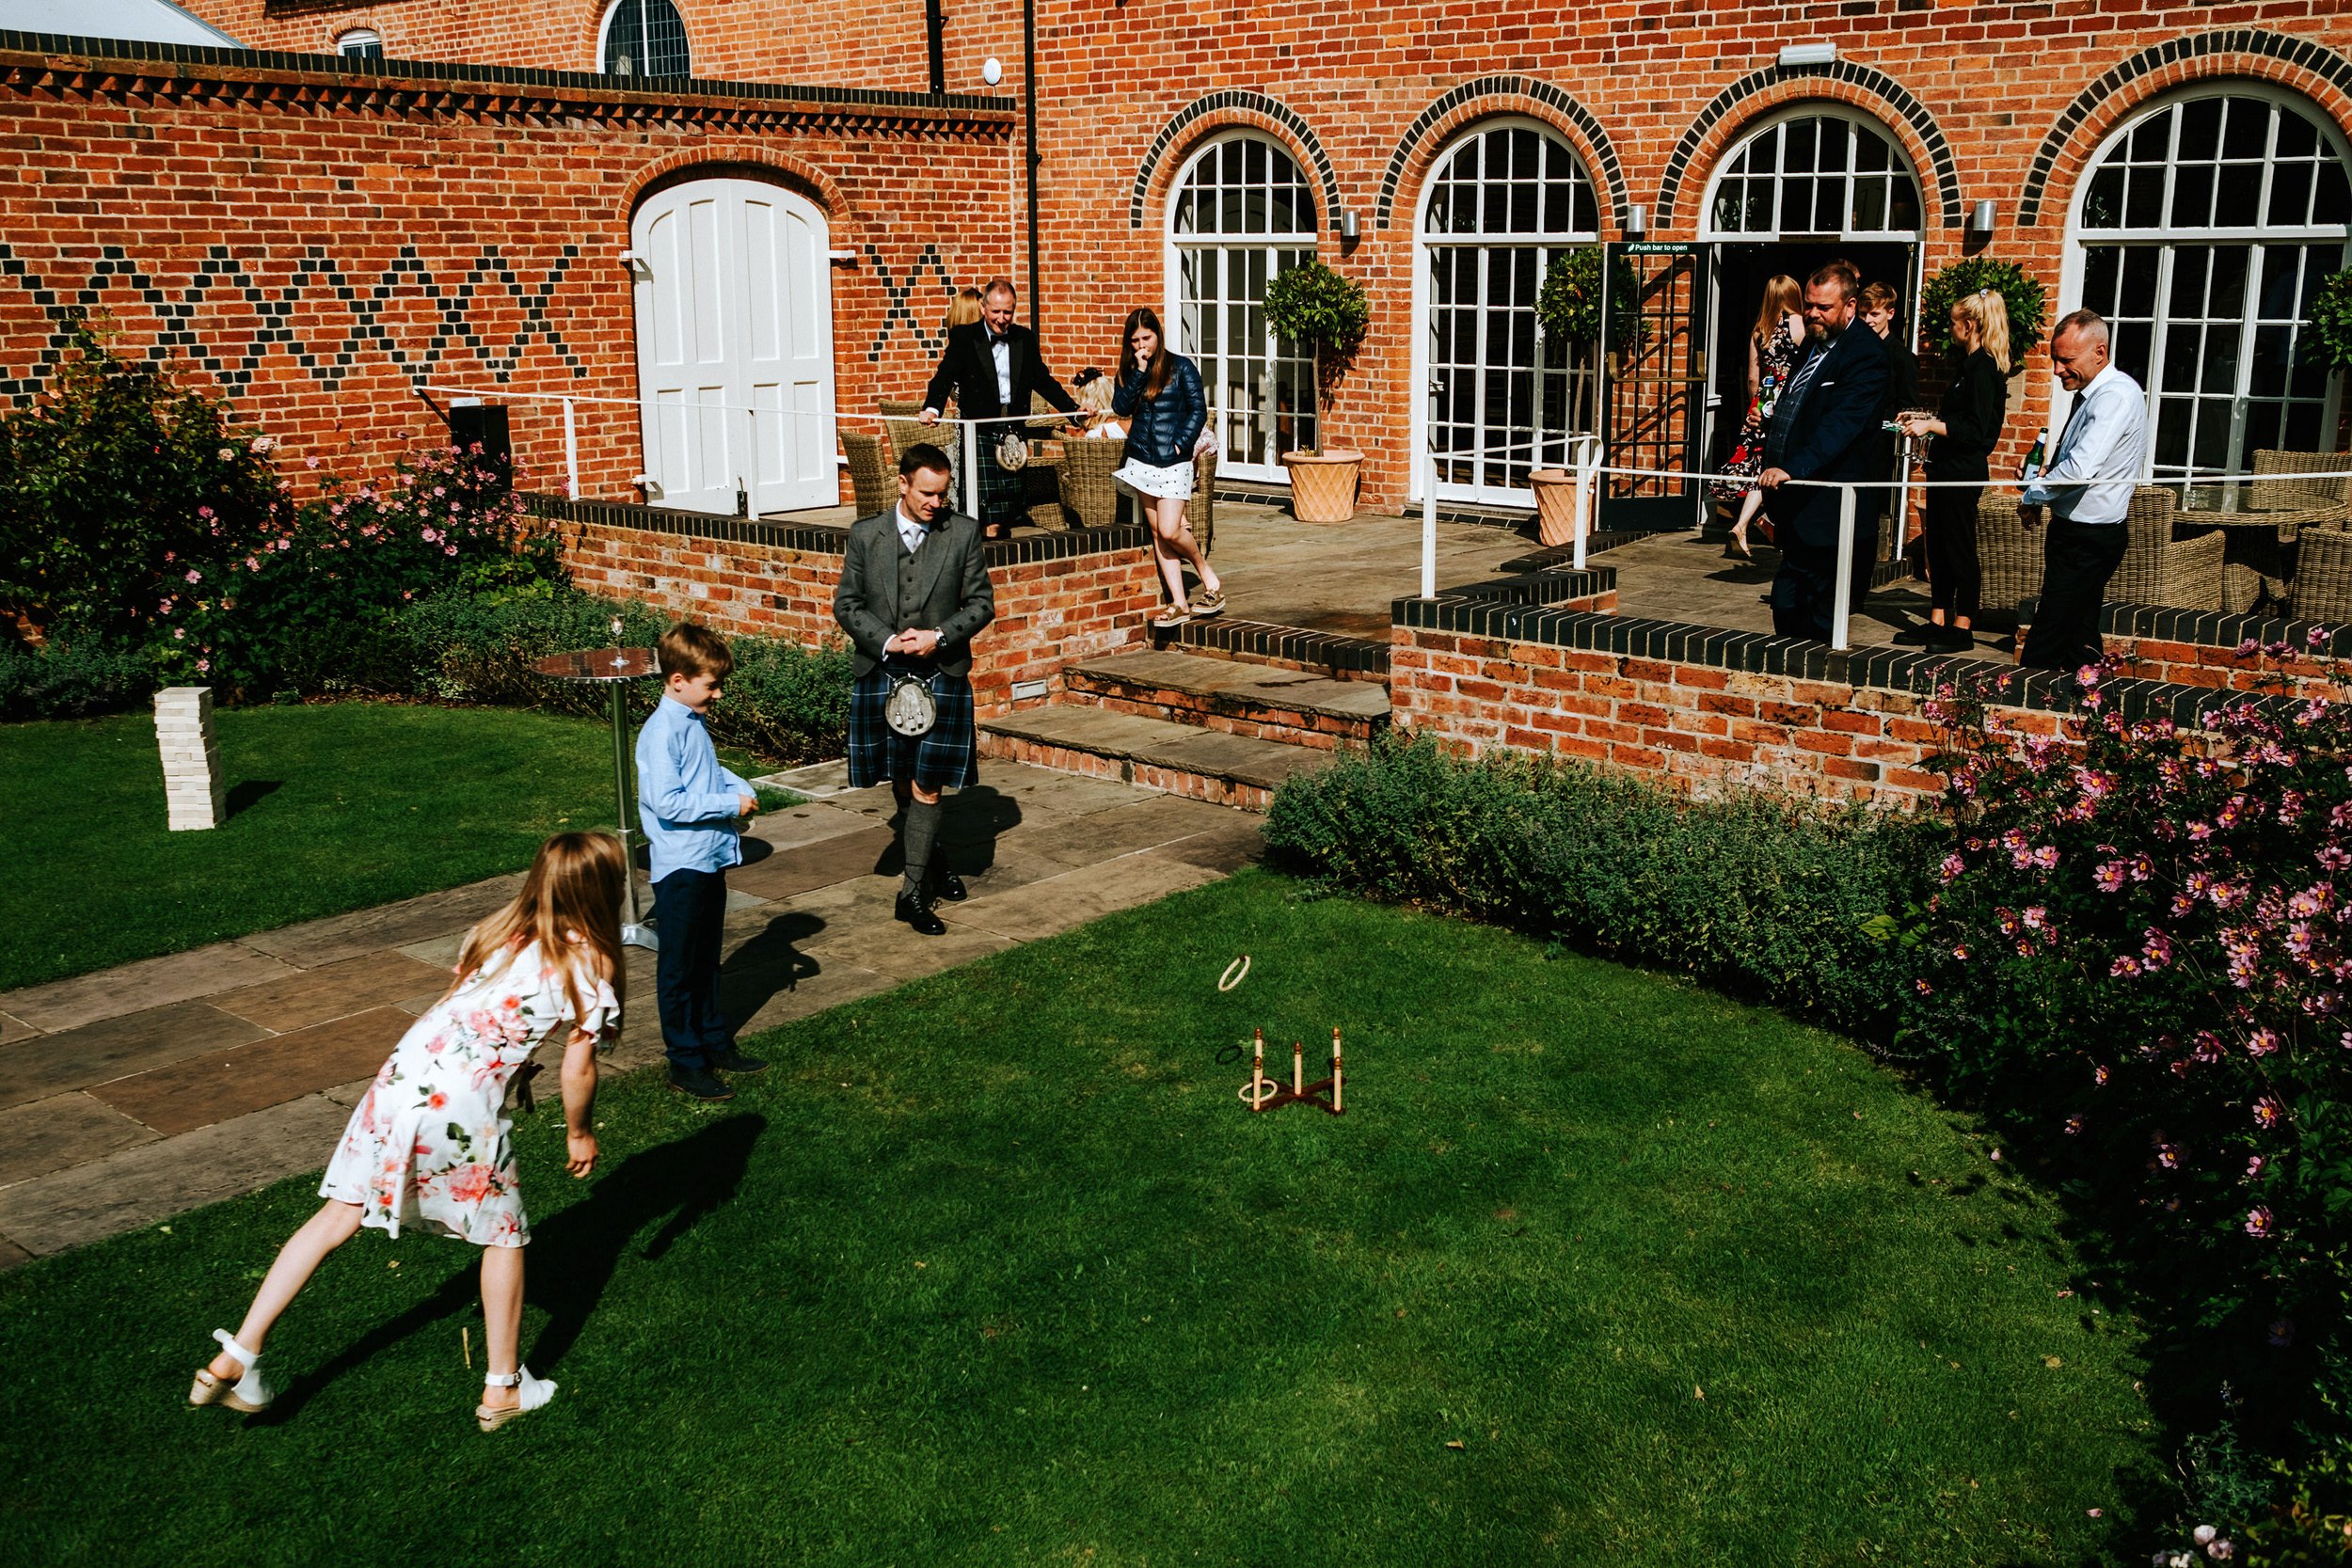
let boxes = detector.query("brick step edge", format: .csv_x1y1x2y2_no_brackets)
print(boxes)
1164,617,1391,678
1057,676,1382,750
976,731,1279,812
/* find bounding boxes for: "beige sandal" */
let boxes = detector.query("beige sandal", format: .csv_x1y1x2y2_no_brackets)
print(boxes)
188,1328,274,1414
1190,589,1226,618
1152,608,1191,630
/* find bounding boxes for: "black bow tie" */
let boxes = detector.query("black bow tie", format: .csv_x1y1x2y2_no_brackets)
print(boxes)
990,332,1010,347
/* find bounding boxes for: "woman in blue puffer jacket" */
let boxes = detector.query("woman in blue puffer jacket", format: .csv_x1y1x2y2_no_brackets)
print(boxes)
1112,307,1225,627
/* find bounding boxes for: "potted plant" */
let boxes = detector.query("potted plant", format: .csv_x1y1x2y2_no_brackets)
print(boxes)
1920,257,2049,422
1526,248,1641,546
1263,259,1371,523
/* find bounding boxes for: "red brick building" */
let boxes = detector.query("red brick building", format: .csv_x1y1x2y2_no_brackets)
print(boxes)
7,0,2349,518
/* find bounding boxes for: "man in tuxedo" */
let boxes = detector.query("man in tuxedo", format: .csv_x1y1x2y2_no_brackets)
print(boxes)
919,277,1079,538
1758,261,1892,643
833,443,995,935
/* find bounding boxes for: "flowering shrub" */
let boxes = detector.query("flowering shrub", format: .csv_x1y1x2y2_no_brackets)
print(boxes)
1900,645,2352,1515
0,325,291,646
168,441,559,691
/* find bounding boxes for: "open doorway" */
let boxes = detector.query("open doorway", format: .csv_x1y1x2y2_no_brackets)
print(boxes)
1703,240,1916,494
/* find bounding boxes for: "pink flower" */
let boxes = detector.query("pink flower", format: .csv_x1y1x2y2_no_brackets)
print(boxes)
2093,1064,2110,1086
2094,861,2128,893
2031,846,2059,871
2064,1114,2084,1135
2247,1028,2280,1057
2023,907,2049,930
2110,955,2142,977
2142,929,2175,968
2254,1096,2284,1130
2244,1205,2275,1238
2192,1032,2224,1064
2247,1154,2266,1180
195,658,209,673
183,568,200,583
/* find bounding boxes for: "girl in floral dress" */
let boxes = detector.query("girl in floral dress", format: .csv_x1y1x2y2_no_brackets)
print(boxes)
187,832,626,1432
1710,275,1806,558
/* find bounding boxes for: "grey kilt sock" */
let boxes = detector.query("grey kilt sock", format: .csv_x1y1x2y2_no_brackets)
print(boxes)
900,798,942,900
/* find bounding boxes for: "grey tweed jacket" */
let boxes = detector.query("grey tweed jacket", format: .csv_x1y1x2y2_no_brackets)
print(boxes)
831,509,996,678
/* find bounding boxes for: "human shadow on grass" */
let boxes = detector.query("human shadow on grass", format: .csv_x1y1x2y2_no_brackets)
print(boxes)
253,1116,766,1425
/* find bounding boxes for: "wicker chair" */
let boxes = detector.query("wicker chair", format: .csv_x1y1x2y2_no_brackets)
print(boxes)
839,429,895,517
2249,448,2352,515
1189,451,1217,555
2289,526,2352,626
2110,485,2227,610
1976,489,2042,624
1051,436,1215,546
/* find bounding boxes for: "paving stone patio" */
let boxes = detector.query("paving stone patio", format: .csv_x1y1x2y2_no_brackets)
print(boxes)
0,762,1263,1267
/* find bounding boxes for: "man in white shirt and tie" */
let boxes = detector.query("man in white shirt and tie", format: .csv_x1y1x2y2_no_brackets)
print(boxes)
2018,309,2150,674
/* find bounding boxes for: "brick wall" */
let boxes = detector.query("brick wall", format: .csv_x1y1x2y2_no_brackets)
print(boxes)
1391,589,2255,807
539,498,1161,713
0,39,1015,497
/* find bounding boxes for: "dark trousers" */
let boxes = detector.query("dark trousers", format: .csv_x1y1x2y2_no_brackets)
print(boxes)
652,867,730,1069
2019,518,2128,673
1772,541,1840,642
1921,483,1983,622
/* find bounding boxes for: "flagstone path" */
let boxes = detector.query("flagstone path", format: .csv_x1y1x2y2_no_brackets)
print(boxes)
0,761,1263,1268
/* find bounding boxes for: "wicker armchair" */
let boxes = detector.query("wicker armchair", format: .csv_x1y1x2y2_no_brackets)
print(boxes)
839,430,895,516
1058,436,1126,529
2110,485,2227,610
2289,526,2352,626
2249,448,2352,515
1976,489,2042,623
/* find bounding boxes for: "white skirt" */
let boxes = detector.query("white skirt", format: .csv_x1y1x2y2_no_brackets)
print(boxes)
1114,457,1195,501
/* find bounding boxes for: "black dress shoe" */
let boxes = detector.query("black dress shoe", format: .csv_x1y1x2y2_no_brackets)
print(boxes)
1891,624,1941,646
668,1065,735,1102
707,1048,768,1075
1926,627,1976,655
931,871,967,903
895,891,947,936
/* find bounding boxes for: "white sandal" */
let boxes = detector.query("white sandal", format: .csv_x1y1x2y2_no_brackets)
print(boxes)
476,1365,558,1433
187,1328,275,1413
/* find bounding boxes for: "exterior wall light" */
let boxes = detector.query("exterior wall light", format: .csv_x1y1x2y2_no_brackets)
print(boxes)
981,56,1004,87
1337,209,1361,241
1970,198,1997,233
1778,43,1838,68
1623,203,1648,237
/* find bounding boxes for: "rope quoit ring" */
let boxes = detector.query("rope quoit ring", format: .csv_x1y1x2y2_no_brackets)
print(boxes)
1216,955,1251,992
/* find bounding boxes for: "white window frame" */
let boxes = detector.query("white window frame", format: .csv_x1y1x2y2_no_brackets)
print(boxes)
334,27,382,59
596,0,689,78
1406,116,1604,506
1160,132,1321,484
1698,104,1924,242
2058,83,2352,491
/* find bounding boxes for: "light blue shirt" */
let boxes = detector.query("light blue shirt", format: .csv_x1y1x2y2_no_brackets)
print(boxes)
635,695,751,882
2021,363,2149,525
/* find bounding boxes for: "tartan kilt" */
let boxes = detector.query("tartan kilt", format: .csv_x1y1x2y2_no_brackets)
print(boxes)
846,666,979,791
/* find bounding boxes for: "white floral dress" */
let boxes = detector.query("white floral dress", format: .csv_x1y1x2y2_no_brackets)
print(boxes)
320,941,616,1248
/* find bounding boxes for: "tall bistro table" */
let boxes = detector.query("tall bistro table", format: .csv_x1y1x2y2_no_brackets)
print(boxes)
532,641,661,951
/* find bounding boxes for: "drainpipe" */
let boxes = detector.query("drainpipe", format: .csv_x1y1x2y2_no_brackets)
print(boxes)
925,0,945,93
1024,0,1041,331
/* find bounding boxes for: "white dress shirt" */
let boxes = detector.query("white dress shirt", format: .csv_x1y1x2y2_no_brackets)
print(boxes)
895,505,929,554
2022,363,2149,526
990,332,1012,409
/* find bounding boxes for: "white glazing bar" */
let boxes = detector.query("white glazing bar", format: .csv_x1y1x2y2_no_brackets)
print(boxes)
1831,483,1857,652
1421,445,1438,599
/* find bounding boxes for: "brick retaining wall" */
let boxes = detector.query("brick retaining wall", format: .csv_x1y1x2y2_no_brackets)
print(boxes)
536,496,1161,715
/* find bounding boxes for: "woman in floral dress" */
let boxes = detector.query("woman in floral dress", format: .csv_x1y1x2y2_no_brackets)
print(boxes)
1710,274,1806,558
187,832,625,1432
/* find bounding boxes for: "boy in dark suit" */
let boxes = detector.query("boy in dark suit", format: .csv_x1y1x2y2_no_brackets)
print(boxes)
1758,261,1892,644
832,443,996,935
918,278,1079,538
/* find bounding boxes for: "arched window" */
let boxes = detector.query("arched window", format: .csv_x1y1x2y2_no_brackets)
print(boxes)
1168,135,1319,480
1416,120,1601,502
334,27,383,60
1705,109,1921,238
600,0,690,79
2073,89,2351,487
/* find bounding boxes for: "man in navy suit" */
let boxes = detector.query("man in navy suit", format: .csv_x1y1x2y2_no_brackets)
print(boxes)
1758,261,1891,643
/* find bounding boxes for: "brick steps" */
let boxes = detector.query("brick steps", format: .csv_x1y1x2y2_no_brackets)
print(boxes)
978,705,1341,812
1061,648,1389,749
1167,616,1391,679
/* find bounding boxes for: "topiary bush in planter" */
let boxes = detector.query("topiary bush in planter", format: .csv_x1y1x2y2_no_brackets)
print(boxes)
1919,257,2048,367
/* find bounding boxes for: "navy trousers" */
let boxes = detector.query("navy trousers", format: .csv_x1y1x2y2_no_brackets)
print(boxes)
652,867,731,1069
1771,542,1840,643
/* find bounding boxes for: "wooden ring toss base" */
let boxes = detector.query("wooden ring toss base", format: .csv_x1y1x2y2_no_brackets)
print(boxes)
1237,1026,1344,1115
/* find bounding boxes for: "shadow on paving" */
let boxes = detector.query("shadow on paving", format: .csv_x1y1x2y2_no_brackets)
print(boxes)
250,1116,765,1425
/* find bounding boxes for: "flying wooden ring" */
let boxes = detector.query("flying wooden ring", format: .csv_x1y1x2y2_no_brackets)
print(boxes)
1216,955,1251,992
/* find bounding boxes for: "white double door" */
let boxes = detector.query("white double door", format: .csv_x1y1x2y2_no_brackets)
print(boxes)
631,178,834,515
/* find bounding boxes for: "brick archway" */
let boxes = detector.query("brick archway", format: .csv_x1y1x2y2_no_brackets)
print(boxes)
621,144,847,225
1656,61,1963,230
2018,29,2352,226
1128,91,1343,230
1374,75,1629,231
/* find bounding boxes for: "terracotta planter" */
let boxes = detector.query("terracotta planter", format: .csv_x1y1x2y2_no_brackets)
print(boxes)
1528,468,1588,547
1281,449,1364,523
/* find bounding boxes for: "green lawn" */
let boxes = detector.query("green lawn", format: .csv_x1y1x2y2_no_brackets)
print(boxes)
0,702,769,994
0,872,2159,1565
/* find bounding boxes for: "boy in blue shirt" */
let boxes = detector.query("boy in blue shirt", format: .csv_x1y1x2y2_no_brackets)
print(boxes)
636,623,766,1102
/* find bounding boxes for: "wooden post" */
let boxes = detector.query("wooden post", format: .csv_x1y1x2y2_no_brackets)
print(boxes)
1250,1028,1265,1113
1331,1027,1343,1115
1292,1039,1303,1098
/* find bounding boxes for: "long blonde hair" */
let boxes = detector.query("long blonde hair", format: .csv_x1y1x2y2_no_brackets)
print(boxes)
450,832,627,1032
1753,274,1802,346
1952,287,2012,374
944,286,986,334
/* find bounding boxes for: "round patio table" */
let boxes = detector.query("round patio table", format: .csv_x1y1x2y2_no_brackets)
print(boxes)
2174,507,2338,613
532,641,661,951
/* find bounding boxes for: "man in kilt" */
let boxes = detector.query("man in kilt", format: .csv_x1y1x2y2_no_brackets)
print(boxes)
833,442,994,936
918,277,1078,539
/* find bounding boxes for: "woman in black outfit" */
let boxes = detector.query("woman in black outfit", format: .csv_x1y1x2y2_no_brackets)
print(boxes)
1897,289,2010,654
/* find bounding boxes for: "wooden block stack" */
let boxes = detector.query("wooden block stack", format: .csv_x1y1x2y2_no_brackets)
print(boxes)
155,686,225,832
